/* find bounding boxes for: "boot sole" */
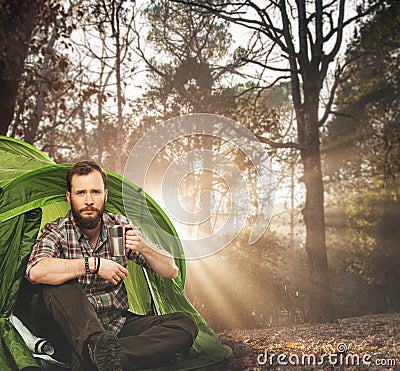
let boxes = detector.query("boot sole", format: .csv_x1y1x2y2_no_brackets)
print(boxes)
94,331,122,371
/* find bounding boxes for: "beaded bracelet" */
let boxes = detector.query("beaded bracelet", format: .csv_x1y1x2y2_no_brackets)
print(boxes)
84,256,91,275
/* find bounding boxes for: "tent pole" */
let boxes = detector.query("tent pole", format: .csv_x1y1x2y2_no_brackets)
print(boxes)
142,268,161,315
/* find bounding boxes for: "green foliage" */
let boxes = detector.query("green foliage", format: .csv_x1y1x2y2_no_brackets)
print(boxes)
323,1,400,317
324,1,400,195
140,0,244,117
327,189,400,313
144,0,232,62
226,83,292,137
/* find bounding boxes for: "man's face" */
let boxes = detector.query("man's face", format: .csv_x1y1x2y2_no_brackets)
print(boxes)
66,171,108,230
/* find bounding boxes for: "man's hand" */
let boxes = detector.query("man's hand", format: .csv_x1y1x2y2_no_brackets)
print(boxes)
124,225,179,279
98,258,129,285
125,226,146,252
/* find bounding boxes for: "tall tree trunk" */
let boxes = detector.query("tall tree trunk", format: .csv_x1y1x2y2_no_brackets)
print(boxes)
170,0,377,325
301,139,334,322
298,97,334,322
110,0,124,174
24,29,56,144
0,0,44,135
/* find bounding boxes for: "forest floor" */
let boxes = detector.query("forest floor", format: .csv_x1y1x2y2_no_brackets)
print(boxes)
216,313,400,370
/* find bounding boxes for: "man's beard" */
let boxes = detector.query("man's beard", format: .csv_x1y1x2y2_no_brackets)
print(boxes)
71,203,105,230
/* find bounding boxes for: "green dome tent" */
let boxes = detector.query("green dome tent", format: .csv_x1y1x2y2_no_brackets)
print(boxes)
0,136,232,370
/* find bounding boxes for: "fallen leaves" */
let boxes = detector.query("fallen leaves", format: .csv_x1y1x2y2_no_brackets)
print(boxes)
217,313,400,370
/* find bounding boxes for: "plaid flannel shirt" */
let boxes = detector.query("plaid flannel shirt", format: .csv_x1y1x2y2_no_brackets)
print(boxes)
26,210,154,333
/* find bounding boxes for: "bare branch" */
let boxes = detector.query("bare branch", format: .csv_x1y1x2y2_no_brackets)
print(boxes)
171,0,294,55
323,1,381,44
280,0,302,113
318,52,362,126
257,135,303,150
241,56,292,73
132,18,168,80
323,0,345,66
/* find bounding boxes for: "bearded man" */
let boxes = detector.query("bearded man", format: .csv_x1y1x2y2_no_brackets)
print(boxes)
25,161,198,371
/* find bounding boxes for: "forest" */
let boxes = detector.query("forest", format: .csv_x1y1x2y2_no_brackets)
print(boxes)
1,0,399,335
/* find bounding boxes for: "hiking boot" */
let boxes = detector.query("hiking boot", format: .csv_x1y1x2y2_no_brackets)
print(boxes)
87,331,122,371
169,350,188,365
70,350,84,371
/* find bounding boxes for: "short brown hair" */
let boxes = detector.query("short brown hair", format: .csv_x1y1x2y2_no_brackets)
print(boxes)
67,161,107,192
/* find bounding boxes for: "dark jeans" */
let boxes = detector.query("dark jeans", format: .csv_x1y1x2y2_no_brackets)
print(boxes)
41,280,198,370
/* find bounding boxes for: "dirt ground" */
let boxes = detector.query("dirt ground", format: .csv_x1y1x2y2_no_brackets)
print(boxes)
216,313,400,370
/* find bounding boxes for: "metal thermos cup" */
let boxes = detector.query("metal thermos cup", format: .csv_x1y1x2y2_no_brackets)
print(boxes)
107,225,132,256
